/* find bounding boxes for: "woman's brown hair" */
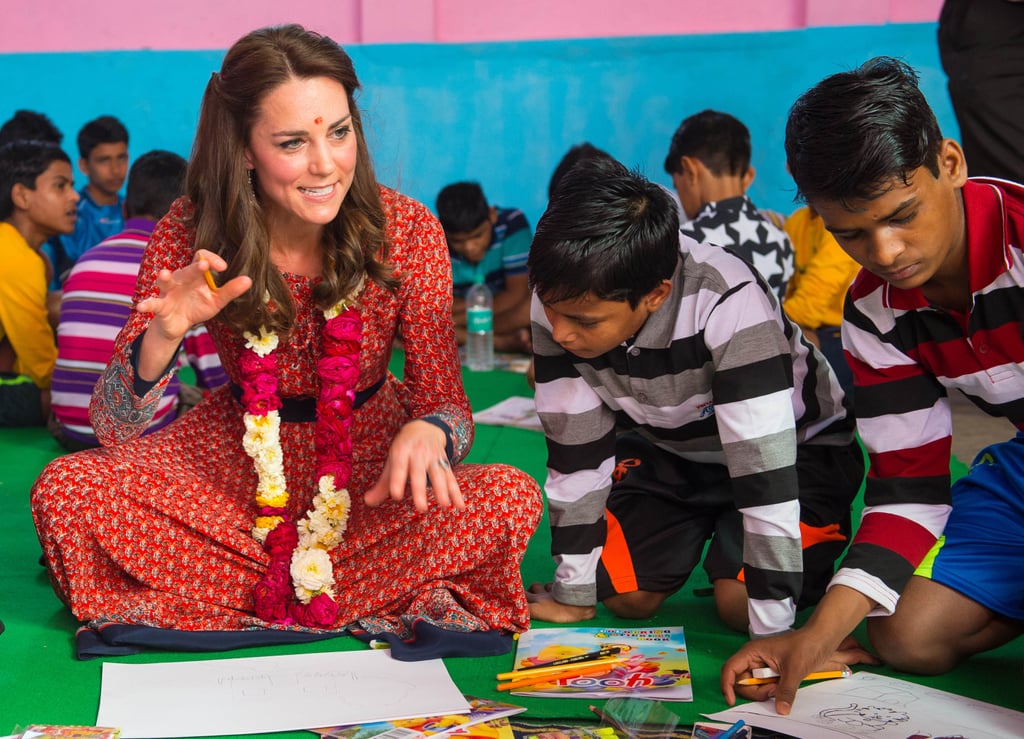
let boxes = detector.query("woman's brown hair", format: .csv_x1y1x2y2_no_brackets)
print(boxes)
185,24,397,336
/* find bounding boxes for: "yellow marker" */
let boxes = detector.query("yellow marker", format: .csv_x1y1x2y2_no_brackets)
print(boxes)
202,268,219,292
497,654,627,681
497,660,620,692
736,668,852,686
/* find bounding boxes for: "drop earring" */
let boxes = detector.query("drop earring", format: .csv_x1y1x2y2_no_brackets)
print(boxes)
246,168,257,204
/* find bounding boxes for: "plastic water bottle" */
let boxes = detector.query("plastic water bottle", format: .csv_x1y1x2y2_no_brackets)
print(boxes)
465,275,494,371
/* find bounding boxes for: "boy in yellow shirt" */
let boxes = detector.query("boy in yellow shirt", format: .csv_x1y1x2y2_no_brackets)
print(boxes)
0,139,79,425
782,206,862,397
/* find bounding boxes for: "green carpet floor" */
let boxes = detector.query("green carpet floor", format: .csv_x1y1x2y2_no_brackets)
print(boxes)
1,361,1022,738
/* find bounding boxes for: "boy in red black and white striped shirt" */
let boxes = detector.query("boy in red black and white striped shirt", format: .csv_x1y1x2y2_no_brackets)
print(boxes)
723,56,1024,715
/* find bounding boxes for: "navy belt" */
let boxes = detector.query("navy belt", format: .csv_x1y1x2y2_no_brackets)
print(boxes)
230,375,385,423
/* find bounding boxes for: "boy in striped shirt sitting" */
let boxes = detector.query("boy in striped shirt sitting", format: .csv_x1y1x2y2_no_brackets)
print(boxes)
526,156,863,643
49,150,227,450
723,56,1024,716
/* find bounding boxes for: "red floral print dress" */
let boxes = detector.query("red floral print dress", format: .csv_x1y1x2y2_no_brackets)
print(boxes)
31,188,542,638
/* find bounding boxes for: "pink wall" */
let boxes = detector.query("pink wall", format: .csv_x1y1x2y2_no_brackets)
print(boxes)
1,0,943,52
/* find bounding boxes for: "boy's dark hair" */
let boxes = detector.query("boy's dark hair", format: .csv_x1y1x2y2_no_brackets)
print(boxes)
124,150,187,220
0,140,71,220
529,157,679,309
0,110,63,146
436,181,490,234
77,115,129,160
549,142,614,200
785,56,943,205
663,109,751,177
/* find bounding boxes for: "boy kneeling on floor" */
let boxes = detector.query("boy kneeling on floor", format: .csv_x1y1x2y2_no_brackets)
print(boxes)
526,156,864,646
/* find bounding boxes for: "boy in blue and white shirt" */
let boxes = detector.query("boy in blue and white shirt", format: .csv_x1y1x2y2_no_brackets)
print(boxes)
436,181,532,353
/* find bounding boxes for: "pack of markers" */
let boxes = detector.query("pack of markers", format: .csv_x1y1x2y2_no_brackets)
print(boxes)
498,625,692,701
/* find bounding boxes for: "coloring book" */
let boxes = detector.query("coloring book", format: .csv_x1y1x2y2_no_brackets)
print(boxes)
706,672,1024,738
316,696,525,739
447,716,514,739
509,625,692,701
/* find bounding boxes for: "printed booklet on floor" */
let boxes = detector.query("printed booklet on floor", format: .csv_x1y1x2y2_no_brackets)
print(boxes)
446,716,514,739
316,696,526,739
508,625,692,701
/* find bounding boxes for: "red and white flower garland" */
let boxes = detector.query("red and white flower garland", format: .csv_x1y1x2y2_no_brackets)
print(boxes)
238,292,363,628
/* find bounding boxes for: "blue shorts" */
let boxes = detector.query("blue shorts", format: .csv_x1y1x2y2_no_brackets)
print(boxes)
915,433,1024,620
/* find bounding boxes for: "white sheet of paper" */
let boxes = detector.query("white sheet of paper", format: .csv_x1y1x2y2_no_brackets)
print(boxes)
706,672,1024,738
96,650,471,738
472,396,543,432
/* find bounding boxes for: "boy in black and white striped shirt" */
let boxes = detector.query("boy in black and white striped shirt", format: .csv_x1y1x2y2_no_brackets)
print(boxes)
526,157,862,640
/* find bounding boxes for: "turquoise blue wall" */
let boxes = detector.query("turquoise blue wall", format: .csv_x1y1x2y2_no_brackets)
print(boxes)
1,23,952,226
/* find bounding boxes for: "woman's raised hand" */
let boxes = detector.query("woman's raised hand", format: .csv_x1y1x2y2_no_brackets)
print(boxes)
136,249,253,343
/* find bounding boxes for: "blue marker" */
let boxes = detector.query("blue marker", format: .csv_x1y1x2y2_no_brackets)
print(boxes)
718,719,746,739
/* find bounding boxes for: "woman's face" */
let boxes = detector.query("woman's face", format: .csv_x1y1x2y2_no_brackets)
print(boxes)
245,75,358,235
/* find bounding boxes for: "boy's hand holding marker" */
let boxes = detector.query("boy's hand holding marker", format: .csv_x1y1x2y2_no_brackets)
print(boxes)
735,666,852,686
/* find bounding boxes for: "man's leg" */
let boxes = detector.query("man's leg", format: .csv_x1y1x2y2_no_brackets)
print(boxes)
597,432,727,619
793,439,864,609
939,0,1024,182
711,578,749,633
703,438,864,632
603,589,674,620
870,575,1023,673
870,434,1024,672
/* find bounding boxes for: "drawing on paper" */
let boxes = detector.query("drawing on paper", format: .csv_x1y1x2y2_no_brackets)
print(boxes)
817,704,910,732
705,673,1024,739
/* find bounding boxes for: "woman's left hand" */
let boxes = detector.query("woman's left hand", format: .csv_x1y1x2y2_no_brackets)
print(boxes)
363,419,466,512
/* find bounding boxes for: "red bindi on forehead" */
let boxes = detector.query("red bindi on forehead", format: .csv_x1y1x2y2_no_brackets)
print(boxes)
314,116,323,125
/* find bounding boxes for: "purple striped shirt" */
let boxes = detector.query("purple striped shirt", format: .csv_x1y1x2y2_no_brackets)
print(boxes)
51,217,227,445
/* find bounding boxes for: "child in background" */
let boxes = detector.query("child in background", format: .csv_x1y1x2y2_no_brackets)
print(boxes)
0,140,79,425
664,109,794,303
551,141,685,219
49,150,228,451
527,157,862,639
54,115,130,282
549,142,615,200
0,110,63,148
0,110,66,328
782,205,861,398
436,181,532,353
723,56,1024,716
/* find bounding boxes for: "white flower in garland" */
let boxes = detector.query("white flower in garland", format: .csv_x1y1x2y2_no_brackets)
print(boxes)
242,291,362,626
290,548,336,600
243,412,280,453
296,483,350,550
243,326,280,355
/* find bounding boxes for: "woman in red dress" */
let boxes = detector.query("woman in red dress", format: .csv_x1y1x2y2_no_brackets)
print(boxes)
30,24,541,657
